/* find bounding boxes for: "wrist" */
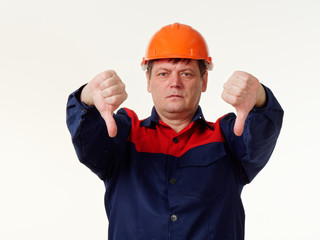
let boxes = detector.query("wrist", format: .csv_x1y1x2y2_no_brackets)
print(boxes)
80,84,95,106
255,84,267,108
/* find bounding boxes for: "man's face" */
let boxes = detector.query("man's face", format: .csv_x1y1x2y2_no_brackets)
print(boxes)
147,59,208,120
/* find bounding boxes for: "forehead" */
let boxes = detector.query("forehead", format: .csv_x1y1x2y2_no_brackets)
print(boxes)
152,59,199,71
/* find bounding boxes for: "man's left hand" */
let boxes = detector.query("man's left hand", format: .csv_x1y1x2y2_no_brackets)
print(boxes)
221,71,266,136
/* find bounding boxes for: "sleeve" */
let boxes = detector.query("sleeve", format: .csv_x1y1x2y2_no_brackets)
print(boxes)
66,85,132,180
220,85,284,184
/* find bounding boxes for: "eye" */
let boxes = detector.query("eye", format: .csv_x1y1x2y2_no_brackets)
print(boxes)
158,72,168,77
181,72,193,78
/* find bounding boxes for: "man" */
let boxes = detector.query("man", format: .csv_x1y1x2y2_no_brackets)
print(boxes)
66,23,283,239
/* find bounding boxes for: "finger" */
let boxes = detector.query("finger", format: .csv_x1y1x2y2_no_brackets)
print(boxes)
99,76,122,90
92,71,114,88
221,91,245,107
101,110,118,138
225,78,247,91
99,70,115,81
100,82,125,98
103,91,127,106
234,110,249,136
224,85,248,99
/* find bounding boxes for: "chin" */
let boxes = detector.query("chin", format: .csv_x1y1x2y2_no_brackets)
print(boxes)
165,105,187,114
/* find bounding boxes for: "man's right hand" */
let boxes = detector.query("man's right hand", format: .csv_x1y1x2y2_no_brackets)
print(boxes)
81,70,128,138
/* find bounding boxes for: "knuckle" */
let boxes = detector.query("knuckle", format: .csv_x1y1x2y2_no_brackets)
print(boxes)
223,82,229,90
100,72,109,79
221,92,226,100
106,96,116,105
229,97,237,105
99,79,109,89
104,88,112,97
234,90,242,97
223,82,227,88
90,78,99,89
108,70,116,75
229,95,240,106
123,92,128,100
102,70,114,79
234,70,241,75
243,76,250,83
110,98,117,105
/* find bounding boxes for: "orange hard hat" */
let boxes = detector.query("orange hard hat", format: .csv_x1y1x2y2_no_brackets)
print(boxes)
141,23,213,71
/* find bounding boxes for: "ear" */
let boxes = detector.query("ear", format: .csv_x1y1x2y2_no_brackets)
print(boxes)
201,71,208,92
146,71,151,93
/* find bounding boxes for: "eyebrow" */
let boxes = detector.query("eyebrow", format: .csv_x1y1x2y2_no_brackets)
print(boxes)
155,67,196,73
155,67,172,72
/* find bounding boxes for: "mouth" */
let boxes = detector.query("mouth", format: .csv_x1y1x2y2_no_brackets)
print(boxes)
167,94,183,98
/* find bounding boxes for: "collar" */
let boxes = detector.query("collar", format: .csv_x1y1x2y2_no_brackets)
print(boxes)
140,106,214,130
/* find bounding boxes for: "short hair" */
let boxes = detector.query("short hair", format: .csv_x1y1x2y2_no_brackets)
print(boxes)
147,58,207,79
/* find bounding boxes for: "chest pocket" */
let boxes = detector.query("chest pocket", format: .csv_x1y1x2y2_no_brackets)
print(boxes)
179,142,226,168
176,142,233,200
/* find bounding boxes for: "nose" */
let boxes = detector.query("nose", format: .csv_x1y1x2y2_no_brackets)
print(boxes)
169,72,182,88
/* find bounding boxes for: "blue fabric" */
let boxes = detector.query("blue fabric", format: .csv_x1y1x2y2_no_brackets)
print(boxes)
66,85,283,240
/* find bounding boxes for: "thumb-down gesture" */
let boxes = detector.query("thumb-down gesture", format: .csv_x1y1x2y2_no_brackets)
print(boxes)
81,70,128,138
221,71,266,136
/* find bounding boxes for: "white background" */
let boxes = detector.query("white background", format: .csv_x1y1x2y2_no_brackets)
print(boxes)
1,0,319,239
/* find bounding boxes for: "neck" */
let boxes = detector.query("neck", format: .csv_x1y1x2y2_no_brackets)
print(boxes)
156,109,196,133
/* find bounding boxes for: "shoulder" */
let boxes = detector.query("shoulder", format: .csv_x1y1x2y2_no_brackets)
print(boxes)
206,113,236,129
116,108,148,129
203,113,237,143
117,107,139,120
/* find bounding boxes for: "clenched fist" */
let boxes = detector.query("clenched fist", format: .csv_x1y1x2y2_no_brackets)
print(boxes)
222,71,266,136
81,70,128,137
